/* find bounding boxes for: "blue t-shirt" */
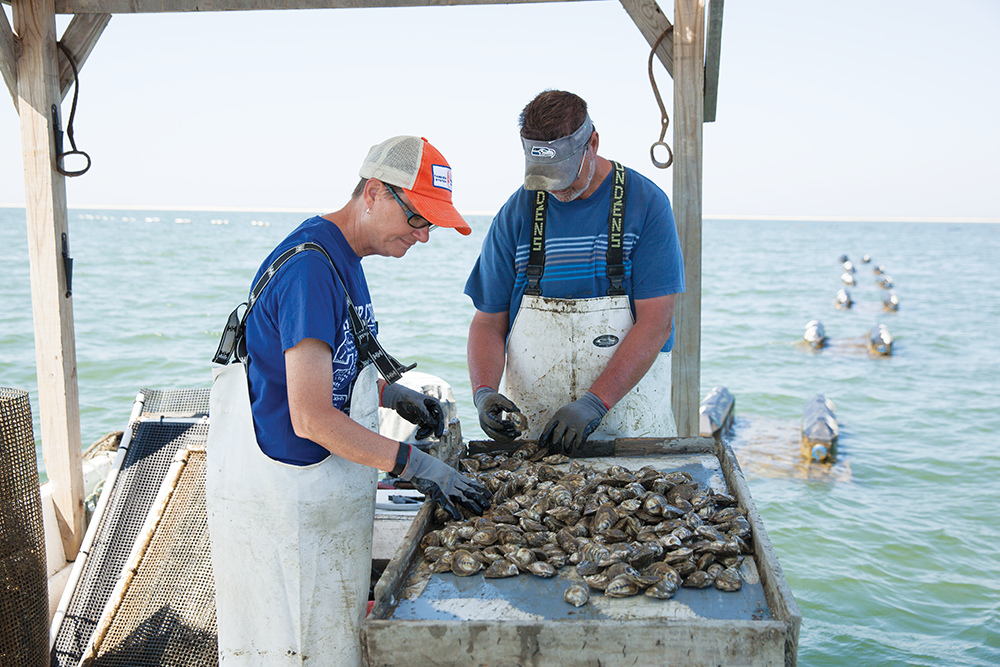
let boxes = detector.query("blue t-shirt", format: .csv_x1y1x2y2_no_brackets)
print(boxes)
464,165,685,352
245,216,376,465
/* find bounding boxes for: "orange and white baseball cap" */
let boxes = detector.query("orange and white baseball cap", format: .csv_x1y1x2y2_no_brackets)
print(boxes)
359,136,471,235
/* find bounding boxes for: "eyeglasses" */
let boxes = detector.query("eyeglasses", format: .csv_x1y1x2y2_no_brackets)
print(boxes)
574,143,590,181
385,184,435,231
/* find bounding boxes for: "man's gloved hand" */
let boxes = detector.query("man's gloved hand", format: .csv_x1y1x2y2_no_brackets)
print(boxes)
381,382,444,440
540,391,609,455
398,445,491,521
474,386,524,442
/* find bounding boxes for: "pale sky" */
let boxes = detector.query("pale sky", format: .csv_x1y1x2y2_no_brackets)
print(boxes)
1,0,998,219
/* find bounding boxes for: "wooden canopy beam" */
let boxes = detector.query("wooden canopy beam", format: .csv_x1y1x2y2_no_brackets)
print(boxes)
53,0,587,15
1,3,19,109
670,0,703,437
13,0,86,561
619,0,672,77
58,13,110,98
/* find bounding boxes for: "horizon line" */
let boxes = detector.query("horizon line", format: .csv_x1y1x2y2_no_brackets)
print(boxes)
1,203,997,224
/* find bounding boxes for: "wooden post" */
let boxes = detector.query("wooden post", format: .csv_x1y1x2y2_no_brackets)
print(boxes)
671,0,704,437
13,0,85,560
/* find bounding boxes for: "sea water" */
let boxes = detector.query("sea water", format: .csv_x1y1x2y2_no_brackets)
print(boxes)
1,207,997,665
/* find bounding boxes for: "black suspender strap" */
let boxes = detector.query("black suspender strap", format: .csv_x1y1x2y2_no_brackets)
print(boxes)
523,161,629,299
525,190,547,296
606,161,627,296
212,242,415,384
213,242,317,366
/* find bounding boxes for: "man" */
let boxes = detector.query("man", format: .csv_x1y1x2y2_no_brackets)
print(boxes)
207,136,489,666
465,90,685,452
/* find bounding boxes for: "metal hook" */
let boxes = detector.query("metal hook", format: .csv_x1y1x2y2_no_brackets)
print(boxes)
648,26,674,170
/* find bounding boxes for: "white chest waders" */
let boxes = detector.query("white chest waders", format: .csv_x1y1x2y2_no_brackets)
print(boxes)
501,295,675,440
207,242,415,666
499,163,677,440
206,362,378,666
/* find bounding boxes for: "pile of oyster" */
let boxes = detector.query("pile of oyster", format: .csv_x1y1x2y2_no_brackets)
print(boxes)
418,443,753,607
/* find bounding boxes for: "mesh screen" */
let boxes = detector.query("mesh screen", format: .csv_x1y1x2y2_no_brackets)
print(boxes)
0,388,49,667
138,388,210,419
87,450,216,667
51,420,208,667
360,136,423,189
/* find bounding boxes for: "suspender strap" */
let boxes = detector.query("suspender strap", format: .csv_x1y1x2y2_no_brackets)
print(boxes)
606,161,627,296
213,242,318,365
522,161,629,299
212,242,415,384
525,190,547,296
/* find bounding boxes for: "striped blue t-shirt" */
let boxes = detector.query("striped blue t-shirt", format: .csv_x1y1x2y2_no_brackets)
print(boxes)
464,165,685,352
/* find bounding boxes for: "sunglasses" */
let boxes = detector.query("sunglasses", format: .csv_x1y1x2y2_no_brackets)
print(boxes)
385,184,435,232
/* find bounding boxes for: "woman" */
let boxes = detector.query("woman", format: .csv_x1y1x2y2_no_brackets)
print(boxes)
207,136,489,666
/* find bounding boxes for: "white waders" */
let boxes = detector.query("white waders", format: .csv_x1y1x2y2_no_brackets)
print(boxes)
500,294,676,440
206,361,379,666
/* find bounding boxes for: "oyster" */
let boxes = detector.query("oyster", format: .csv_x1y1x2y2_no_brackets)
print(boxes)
714,567,743,592
483,560,519,578
592,504,619,533
644,562,683,589
682,570,713,588
451,550,482,576
543,453,571,465
604,575,641,598
430,559,454,574
583,572,612,591
472,527,498,547
528,561,557,578
507,547,537,571
423,546,450,562
645,577,679,599
563,582,590,607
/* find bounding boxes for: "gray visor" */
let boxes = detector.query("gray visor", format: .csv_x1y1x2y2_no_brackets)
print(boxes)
521,115,593,191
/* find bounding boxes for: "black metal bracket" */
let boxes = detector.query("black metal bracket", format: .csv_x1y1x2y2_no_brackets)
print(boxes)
61,232,73,298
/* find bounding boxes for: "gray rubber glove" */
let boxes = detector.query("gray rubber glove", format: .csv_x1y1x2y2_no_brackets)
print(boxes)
381,382,444,440
540,391,609,455
399,445,491,520
474,386,524,442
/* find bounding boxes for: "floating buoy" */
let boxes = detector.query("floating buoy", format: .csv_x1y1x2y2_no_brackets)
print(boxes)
862,254,872,263
867,324,893,356
699,386,735,440
882,291,900,311
877,275,894,289
803,319,826,349
801,394,838,463
840,272,856,286
835,288,853,309
837,254,849,264
843,260,856,274
873,264,885,276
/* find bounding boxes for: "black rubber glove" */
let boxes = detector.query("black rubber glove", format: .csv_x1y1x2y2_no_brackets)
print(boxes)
381,382,444,440
473,387,525,442
399,445,491,520
540,391,609,455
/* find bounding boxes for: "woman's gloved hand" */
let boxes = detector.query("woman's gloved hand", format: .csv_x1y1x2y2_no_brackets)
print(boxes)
381,382,444,440
473,386,525,442
398,445,491,520
540,391,608,455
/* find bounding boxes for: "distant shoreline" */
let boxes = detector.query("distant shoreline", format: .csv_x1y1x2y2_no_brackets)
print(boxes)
1,202,997,223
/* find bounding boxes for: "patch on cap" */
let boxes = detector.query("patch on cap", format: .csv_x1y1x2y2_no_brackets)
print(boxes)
432,164,453,191
531,147,557,159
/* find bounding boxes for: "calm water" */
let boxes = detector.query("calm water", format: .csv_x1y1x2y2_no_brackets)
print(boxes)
1,207,998,665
